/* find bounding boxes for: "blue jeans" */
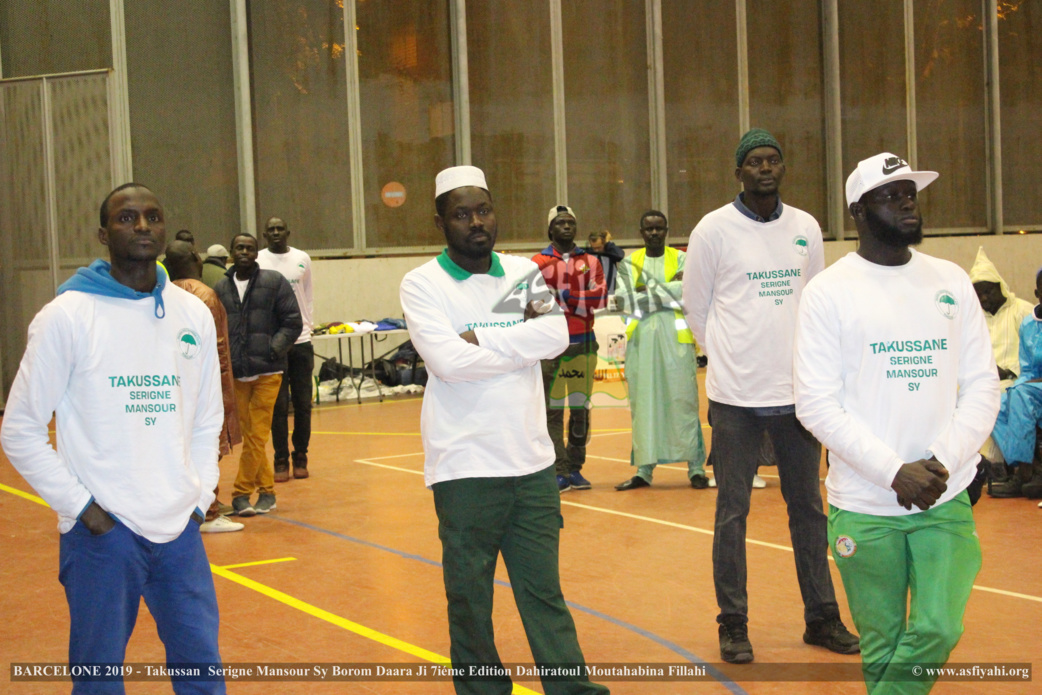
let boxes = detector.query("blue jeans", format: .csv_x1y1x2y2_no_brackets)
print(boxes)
708,400,840,625
59,517,225,694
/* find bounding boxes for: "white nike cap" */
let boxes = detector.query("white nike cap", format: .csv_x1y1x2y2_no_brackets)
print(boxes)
845,152,938,207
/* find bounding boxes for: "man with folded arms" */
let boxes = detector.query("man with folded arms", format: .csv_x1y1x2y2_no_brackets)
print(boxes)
400,166,607,695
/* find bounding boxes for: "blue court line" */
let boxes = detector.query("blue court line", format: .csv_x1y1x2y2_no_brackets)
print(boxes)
272,515,747,695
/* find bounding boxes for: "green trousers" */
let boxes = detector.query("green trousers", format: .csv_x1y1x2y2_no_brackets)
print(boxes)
432,465,609,695
828,492,981,695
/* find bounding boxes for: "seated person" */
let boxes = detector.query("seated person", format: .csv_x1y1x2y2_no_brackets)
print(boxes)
970,247,1033,390
989,266,1042,499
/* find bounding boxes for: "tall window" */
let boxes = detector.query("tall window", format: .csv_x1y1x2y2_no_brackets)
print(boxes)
126,0,240,248
250,0,352,250
562,0,651,242
467,1,555,244
662,0,740,234
999,1,1041,230
838,0,907,232
914,0,987,231
357,0,454,249
747,0,827,232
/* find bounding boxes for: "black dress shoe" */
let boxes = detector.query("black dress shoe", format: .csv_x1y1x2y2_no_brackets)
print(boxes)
615,476,650,491
690,474,709,489
988,475,1024,498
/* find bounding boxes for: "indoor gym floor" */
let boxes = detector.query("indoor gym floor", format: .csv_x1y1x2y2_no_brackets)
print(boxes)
1,370,1039,695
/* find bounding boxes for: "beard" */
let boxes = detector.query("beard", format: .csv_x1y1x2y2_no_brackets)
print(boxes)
865,206,922,248
447,232,495,260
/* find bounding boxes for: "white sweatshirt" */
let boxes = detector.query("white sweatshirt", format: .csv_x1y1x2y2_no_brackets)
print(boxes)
0,285,224,542
794,250,1000,516
399,251,568,487
683,202,824,407
258,247,313,343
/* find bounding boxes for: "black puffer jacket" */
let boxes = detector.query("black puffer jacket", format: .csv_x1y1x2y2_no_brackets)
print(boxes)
215,265,302,378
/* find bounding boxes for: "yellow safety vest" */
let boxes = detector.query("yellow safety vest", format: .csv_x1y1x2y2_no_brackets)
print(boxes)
624,247,693,344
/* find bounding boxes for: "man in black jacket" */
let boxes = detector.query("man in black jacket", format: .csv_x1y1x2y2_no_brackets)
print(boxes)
587,229,625,294
215,233,302,517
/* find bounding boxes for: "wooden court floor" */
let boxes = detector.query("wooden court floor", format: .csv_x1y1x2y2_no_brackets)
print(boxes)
2,372,1040,694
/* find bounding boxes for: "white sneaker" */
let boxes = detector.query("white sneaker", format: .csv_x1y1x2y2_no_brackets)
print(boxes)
200,515,244,533
708,475,766,488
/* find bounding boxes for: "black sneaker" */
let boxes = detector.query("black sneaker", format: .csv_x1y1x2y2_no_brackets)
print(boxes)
1022,469,1042,499
988,475,1024,498
690,474,709,489
804,617,860,654
719,620,754,664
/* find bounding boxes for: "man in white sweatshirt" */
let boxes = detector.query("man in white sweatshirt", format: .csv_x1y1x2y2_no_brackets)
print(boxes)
683,128,858,664
258,216,315,481
0,184,226,693
795,153,1000,694
399,166,607,695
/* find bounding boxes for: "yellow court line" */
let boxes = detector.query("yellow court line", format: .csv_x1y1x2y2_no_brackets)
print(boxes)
219,557,297,570
0,482,536,691
311,431,421,437
0,482,47,506
210,564,540,695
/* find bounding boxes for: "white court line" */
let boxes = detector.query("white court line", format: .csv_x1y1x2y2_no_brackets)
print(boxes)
587,456,824,482
359,452,425,462
356,459,424,475
352,457,1042,604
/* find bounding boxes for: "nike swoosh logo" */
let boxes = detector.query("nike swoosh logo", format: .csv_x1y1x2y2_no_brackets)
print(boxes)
882,163,902,175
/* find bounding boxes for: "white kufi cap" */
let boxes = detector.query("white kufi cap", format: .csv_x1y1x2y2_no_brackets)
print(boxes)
435,165,488,199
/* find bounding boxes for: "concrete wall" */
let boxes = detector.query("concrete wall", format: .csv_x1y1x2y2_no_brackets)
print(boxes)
311,234,1042,326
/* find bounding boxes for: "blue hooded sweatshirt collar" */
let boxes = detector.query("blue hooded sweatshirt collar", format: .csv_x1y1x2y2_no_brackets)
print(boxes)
57,259,167,318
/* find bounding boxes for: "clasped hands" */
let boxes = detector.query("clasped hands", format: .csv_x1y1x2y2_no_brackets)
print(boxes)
891,458,949,511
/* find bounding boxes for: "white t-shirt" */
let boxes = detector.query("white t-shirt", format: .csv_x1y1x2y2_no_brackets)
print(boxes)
258,247,313,343
794,250,1000,516
682,202,824,407
399,251,568,487
233,274,249,301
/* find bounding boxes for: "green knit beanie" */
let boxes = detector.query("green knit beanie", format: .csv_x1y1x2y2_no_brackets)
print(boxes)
735,128,782,167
